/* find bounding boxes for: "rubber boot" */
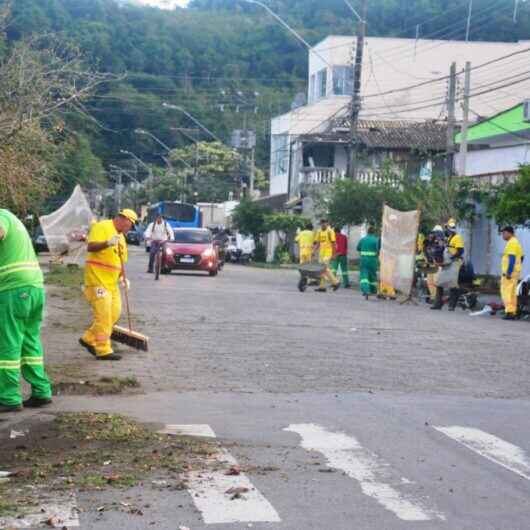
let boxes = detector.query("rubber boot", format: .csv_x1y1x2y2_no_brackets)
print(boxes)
448,288,459,311
430,287,444,310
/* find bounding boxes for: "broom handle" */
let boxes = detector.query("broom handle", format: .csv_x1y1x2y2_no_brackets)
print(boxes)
118,244,133,332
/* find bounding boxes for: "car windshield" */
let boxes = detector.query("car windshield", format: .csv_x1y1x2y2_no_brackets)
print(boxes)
173,231,211,244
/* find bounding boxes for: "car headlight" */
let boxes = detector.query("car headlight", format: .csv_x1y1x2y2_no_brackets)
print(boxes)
165,247,173,256
202,247,215,258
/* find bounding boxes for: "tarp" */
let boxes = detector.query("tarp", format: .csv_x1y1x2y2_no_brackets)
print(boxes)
379,205,420,297
39,186,94,265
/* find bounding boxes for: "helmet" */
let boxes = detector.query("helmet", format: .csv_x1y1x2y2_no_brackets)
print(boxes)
446,218,457,230
432,225,443,232
119,209,138,225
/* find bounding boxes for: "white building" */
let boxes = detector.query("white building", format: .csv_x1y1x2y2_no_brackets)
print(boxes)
270,36,530,199
455,102,530,277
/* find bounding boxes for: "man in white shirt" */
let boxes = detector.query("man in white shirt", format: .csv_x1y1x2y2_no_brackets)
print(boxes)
145,215,174,273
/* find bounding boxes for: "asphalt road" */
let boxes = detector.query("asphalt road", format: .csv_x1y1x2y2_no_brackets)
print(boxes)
4,249,530,529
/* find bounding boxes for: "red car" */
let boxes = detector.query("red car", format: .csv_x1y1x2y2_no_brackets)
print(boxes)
161,228,219,276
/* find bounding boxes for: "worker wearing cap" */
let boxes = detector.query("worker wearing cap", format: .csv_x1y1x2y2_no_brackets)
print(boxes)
500,226,524,320
432,218,464,311
0,210,53,413
80,209,137,361
295,222,315,265
314,219,340,292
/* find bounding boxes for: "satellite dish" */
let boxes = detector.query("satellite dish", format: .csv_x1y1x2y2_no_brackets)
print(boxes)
291,92,307,110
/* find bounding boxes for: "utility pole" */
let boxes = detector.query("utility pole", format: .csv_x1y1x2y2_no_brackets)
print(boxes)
465,0,473,42
115,168,123,212
459,61,472,177
249,147,256,196
446,62,457,179
349,0,368,180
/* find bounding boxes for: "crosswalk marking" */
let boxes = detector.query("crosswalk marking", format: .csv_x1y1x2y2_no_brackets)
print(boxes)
285,423,445,522
162,424,281,525
0,496,79,528
158,424,216,438
434,426,530,480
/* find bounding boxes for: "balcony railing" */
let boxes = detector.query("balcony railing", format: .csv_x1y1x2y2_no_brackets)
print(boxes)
299,167,345,185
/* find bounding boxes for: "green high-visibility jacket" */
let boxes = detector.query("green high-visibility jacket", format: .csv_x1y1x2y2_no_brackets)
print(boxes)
357,234,380,262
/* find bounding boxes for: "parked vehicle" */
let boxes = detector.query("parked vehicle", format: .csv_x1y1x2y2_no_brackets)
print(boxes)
33,228,48,254
160,228,219,276
126,228,143,246
225,234,255,263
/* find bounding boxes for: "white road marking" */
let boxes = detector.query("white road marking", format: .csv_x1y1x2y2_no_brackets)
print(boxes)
0,496,79,528
161,424,281,525
285,423,445,522
434,426,530,480
158,424,217,438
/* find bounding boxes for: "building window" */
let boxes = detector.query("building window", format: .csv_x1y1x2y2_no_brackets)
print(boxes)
317,69,327,99
333,66,354,96
271,134,289,177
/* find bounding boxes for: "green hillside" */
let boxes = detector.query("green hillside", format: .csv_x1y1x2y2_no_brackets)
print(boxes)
4,0,530,202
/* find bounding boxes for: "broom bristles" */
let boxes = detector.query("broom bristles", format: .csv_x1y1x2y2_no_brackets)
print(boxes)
111,325,149,352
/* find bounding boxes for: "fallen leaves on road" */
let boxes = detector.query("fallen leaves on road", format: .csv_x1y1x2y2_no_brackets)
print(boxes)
0,413,219,519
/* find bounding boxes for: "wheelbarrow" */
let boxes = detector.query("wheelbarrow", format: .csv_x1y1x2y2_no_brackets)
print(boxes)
298,261,326,292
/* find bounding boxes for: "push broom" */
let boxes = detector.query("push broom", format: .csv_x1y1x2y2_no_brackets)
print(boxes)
111,247,149,351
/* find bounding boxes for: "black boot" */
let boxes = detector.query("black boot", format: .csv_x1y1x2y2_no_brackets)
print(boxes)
448,288,460,311
430,287,444,310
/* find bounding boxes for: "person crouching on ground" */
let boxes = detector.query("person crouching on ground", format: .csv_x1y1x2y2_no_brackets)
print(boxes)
145,214,174,274
314,219,340,293
79,209,138,361
0,209,52,413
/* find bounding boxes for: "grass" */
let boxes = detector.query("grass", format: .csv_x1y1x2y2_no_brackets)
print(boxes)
44,264,84,289
0,412,218,518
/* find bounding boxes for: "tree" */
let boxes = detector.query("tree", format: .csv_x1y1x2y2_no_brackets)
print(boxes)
315,178,409,229
169,141,265,203
0,125,58,216
231,198,270,240
264,212,309,263
0,4,113,215
489,166,530,227
315,174,483,233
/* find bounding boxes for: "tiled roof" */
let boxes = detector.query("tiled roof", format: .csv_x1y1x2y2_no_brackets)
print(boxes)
355,120,448,150
299,119,448,151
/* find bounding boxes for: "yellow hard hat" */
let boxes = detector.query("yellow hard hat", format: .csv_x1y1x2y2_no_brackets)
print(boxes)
446,218,457,229
119,209,138,225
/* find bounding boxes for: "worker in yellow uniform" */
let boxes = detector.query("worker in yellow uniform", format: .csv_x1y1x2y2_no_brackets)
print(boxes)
500,226,524,320
432,218,464,311
314,219,340,292
295,222,315,265
79,209,138,361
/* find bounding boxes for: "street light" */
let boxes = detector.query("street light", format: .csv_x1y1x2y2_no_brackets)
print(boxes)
134,128,192,169
162,103,224,144
240,0,332,67
120,149,153,180
342,0,365,22
135,128,173,153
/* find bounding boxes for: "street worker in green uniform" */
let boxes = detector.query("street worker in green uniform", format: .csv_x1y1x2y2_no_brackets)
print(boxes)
357,226,380,300
0,210,52,412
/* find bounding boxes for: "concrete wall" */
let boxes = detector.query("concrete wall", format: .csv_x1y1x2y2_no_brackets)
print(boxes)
455,144,530,177
462,214,530,277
